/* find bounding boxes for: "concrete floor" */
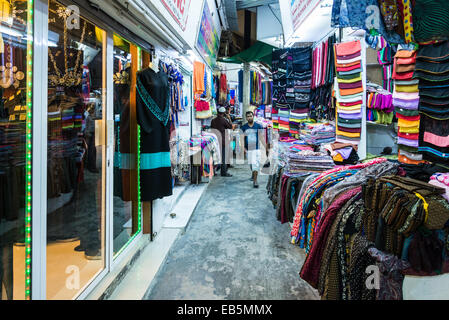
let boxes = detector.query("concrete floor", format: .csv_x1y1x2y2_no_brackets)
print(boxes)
143,165,319,300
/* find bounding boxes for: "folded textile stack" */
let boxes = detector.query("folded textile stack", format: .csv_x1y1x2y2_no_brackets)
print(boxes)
366,85,394,124
415,41,449,165
286,150,335,174
289,47,313,135
392,49,424,165
323,142,359,165
278,107,290,133
289,108,309,136
334,40,364,145
302,123,336,145
272,107,279,130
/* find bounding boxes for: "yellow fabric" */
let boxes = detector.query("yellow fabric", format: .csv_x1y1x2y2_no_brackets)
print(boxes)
398,118,420,128
336,129,361,138
395,84,419,93
333,154,344,162
399,125,419,133
337,75,362,83
336,103,362,111
414,192,429,223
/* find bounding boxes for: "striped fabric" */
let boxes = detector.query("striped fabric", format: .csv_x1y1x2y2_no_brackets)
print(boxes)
413,0,449,43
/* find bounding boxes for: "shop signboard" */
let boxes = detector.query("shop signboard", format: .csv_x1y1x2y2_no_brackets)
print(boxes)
195,0,220,68
290,0,321,33
160,0,191,31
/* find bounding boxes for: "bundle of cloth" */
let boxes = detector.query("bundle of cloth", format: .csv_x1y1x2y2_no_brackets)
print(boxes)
414,41,449,165
286,150,335,174
302,123,336,145
334,40,364,145
323,142,359,165
366,85,394,124
392,49,424,165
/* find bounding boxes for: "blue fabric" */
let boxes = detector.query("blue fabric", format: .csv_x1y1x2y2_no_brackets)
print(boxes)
238,70,243,103
331,0,404,44
140,152,171,170
114,152,136,170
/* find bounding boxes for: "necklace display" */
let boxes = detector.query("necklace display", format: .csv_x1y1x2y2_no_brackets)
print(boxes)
0,41,24,89
48,5,87,87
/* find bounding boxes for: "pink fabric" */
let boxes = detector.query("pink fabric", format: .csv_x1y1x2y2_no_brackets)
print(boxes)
428,180,449,202
291,158,388,239
424,131,449,147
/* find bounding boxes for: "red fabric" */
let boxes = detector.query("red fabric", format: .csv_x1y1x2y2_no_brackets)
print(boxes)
194,100,210,112
335,40,361,56
396,113,420,121
339,100,363,106
398,131,419,140
337,62,362,72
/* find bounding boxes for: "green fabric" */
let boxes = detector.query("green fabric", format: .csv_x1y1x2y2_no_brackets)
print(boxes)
395,107,420,117
218,41,277,67
398,144,420,153
337,72,362,80
413,0,449,43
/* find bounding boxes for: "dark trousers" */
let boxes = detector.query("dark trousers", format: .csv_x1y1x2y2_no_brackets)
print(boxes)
87,134,97,171
221,144,228,176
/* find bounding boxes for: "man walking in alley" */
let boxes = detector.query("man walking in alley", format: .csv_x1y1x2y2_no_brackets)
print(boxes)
211,106,234,177
241,111,265,188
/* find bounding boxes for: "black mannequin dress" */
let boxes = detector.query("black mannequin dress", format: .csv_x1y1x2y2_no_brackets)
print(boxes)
136,67,173,201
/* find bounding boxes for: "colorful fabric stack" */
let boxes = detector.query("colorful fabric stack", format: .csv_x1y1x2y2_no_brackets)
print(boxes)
302,123,336,145
392,49,424,165
272,107,279,130
289,109,308,136
415,41,449,165
334,40,363,145
278,107,290,133
366,86,394,124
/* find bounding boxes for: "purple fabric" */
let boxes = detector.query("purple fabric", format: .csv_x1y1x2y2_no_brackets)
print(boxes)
335,147,353,159
338,111,363,119
337,51,362,60
393,98,419,110
339,81,363,89
397,137,419,147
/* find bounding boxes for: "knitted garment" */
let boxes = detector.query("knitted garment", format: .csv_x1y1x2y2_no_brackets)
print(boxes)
291,158,388,241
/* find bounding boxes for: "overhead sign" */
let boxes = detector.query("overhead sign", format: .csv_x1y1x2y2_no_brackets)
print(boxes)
196,0,220,68
290,0,321,33
161,0,191,31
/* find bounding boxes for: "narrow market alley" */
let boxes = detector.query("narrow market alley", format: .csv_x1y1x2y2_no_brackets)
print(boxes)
143,165,319,300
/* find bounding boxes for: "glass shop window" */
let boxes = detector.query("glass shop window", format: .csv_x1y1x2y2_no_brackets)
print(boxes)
0,0,33,300
46,0,105,300
112,35,137,256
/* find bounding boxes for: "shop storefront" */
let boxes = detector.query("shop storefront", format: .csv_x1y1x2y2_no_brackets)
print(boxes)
0,0,201,300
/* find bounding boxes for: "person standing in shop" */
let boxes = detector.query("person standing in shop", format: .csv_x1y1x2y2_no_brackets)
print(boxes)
211,106,234,177
85,104,99,173
241,111,265,188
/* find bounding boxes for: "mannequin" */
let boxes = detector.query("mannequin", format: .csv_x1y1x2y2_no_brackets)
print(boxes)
150,52,159,73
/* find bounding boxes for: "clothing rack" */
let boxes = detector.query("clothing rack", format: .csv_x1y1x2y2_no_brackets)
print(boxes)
312,29,337,48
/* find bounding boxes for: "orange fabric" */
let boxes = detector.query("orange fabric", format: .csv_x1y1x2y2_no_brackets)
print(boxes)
398,151,427,165
335,60,361,68
396,57,416,65
335,40,361,56
340,87,364,96
193,61,205,97
333,154,344,162
395,50,416,59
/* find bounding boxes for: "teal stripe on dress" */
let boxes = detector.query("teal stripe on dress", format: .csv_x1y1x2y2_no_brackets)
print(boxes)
140,152,171,170
114,152,136,170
